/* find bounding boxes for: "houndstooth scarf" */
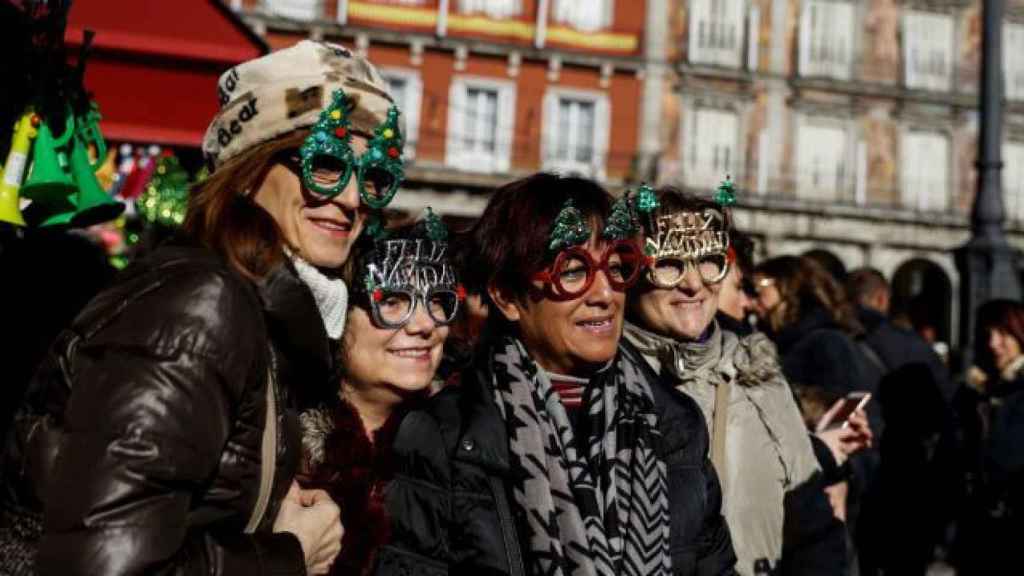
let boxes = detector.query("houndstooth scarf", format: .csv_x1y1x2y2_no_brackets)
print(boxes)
490,337,671,576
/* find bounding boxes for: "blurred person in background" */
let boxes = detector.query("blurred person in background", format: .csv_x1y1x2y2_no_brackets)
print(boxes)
624,187,864,576
715,228,756,337
0,40,407,575
379,174,736,576
298,218,458,576
844,268,958,576
953,299,1024,575
751,255,881,576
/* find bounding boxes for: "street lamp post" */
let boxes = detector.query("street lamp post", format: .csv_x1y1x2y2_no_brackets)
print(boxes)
955,0,1022,371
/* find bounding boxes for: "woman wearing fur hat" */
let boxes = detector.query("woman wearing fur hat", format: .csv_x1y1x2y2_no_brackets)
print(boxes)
298,215,460,576
622,185,862,576
0,40,407,576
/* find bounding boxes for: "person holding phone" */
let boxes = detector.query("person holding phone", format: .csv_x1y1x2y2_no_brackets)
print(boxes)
622,186,864,576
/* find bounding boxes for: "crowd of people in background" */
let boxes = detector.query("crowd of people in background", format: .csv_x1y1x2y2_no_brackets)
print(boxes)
0,39,1021,576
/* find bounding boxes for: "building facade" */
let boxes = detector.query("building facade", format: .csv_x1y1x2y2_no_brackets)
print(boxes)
641,0,1024,348
230,0,1024,349
232,0,647,219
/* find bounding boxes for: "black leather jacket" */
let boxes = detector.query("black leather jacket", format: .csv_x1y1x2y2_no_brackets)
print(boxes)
376,339,736,576
0,243,336,575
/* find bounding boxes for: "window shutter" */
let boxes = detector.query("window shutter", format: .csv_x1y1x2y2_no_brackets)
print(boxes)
1004,142,1024,220
265,0,319,20
446,80,466,169
799,1,813,76
542,91,559,168
593,95,611,178
689,0,710,63
495,84,516,173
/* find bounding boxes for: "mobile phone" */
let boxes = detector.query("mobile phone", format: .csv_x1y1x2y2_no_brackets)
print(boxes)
831,391,872,429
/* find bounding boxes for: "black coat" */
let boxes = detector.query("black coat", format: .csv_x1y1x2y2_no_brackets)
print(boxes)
857,307,953,403
375,339,736,576
772,307,880,405
0,243,336,575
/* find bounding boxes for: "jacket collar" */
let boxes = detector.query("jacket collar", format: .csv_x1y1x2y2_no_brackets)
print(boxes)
454,348,512,473
256,260,336,408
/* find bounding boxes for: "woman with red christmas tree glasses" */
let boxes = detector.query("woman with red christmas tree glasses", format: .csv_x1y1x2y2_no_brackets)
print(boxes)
377,173,736,576
298,212,459,576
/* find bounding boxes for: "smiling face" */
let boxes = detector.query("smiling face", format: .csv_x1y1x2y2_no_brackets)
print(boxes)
632,261,721,341
492,236,625,376
252,135,369,268
341,301,449,409
988,327,1023,373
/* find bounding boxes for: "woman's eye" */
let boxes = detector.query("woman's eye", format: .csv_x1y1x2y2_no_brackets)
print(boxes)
559,267,587,281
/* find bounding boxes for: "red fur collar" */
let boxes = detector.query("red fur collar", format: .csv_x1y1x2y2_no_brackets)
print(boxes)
304,399,407,576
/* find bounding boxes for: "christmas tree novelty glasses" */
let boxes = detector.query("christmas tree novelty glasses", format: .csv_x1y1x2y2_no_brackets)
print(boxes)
298,88,404,209
532,240,645,300
533,197,646,300
644,207,731,288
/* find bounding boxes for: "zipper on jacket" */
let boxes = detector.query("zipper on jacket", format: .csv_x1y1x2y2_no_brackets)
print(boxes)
488,475,526,576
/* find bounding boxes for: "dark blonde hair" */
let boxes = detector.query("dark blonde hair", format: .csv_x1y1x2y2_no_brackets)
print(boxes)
754,255,863,336
183,130,309,280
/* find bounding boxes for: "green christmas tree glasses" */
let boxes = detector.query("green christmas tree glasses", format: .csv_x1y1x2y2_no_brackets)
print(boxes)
298,88,405,209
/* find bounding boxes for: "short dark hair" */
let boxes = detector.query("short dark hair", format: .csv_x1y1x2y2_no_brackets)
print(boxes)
461,173,612,334
845,267,889,306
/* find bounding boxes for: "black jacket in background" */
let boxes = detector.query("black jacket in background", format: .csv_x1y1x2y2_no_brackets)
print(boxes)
1,243,336,576
376,339,737,576
857,307,953,402
771,306,880,405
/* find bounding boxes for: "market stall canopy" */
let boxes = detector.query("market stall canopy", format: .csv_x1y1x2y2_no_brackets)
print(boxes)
65,0,268,147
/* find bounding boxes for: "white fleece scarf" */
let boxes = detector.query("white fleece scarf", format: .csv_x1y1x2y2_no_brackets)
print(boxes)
287,251,348,339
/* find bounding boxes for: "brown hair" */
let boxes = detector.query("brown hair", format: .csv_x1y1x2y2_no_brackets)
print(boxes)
976,299,1024,373
754,255,863,336
183,130,309,280
460,172,613,336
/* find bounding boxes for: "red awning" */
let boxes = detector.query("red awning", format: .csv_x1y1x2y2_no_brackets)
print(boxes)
65,0,267,147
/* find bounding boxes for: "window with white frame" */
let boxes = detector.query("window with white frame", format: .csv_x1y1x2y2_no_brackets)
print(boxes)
684,108,739,190
688,0,745,68
901,131,950,212
904,11,954,91
796,120,849,202
552,0,613,32
799,0,854,80
263,0,320,20
381,69,423,158
1003,141,1024,221
446,77,516,173
542,89,610,177
458,0,521,19
1005,23,1024,100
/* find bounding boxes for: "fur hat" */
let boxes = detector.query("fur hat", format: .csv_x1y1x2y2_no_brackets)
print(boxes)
202,40,398,170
